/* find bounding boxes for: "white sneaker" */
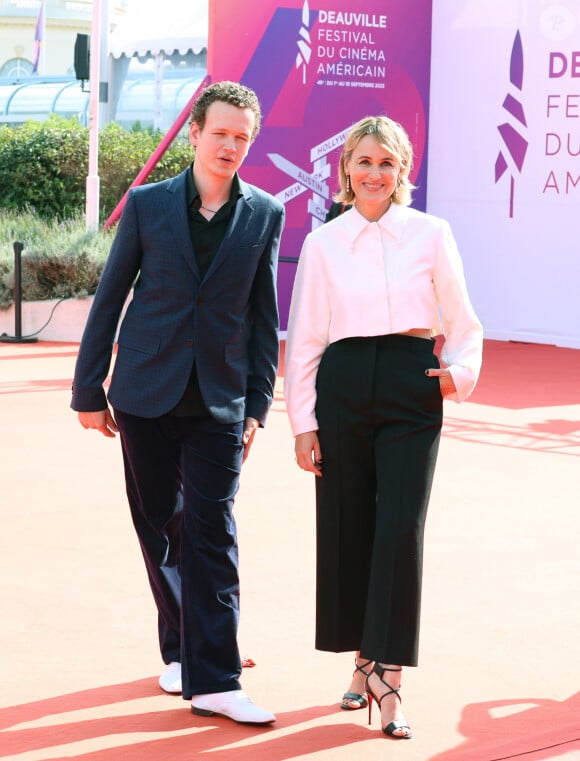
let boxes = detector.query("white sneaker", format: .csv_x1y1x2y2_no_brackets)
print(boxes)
191,689,275,724
159,662,182,694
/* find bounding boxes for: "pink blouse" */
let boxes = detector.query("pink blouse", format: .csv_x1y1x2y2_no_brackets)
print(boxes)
284,203,483,436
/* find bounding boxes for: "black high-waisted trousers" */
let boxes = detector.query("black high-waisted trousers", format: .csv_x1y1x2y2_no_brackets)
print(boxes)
314,334,443,666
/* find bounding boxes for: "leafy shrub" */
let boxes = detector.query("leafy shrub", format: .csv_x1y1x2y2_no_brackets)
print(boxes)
0,211,114,308
0,118,88,219
98,122,192,218
0,116,193,222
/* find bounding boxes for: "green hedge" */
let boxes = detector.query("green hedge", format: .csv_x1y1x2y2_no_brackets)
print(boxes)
0,117,194,307
0,116,193,221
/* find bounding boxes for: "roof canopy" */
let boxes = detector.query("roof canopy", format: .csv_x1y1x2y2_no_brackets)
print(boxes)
109,2,208,58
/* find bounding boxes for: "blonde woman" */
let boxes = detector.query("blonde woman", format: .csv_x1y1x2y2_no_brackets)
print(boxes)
284,116,483,739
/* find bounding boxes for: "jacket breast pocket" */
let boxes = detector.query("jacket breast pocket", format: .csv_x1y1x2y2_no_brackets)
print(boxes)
237,242,264,259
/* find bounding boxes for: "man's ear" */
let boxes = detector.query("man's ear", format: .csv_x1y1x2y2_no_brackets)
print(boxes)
189,121,200,146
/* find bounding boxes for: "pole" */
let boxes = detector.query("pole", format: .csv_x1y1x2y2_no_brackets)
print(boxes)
99,0,110,127
0,242,38,344
86,0,101,232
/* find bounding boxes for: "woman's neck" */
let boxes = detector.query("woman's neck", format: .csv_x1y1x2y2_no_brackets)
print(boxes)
355,198,392,222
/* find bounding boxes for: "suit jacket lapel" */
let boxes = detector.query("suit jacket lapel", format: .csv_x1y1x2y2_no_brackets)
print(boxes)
166,168,201,281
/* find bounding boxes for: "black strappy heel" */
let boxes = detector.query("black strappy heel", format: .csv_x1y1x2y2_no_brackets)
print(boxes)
340,657,373,710
366,663,412,739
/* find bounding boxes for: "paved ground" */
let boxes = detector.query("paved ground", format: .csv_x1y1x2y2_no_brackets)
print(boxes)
1,339,579,761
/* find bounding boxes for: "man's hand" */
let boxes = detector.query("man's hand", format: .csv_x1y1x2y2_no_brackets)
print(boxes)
78,409,119,438
242,417,260,462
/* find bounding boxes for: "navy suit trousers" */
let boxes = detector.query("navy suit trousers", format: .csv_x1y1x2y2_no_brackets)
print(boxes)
114,410,244,699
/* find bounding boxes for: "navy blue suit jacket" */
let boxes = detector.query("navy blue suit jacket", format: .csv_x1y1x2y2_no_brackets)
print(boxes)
71,167,285,426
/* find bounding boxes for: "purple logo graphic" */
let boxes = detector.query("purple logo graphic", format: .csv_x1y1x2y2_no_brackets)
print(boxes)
495,31,528,218
295,0,312,84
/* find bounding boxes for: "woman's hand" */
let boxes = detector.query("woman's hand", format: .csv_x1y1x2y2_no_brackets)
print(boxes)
295,431,323,477
425,367,457,399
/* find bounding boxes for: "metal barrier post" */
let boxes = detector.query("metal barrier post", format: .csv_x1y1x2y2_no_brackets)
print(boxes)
0,242,38,344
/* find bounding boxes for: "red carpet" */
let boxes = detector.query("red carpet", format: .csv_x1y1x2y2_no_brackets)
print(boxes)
1,339,579,761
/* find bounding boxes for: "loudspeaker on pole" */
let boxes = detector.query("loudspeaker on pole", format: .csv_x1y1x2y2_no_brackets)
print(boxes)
74,33,90,83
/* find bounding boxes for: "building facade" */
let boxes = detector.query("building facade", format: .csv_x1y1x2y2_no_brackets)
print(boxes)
0,0,127,77
0,1,208,131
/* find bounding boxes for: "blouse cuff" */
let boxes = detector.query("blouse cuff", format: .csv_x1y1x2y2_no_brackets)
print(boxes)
289,412,319,438
447,364,477,403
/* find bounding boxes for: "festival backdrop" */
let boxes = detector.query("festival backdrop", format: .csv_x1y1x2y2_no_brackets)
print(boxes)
208,0,433,329
427,1,580,349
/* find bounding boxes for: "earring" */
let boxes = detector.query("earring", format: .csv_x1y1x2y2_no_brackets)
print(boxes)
346,175,351,193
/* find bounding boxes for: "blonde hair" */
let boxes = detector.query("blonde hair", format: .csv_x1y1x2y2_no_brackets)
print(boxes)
335,116,415,207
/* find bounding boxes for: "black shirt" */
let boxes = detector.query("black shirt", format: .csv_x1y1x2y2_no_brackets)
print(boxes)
186,164,241,277
325,201,352,223
170,165,242,416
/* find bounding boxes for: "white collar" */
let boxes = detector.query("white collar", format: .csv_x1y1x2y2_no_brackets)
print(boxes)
345,202,407,245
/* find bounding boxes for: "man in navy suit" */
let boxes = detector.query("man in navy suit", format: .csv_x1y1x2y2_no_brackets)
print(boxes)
71,81,285,724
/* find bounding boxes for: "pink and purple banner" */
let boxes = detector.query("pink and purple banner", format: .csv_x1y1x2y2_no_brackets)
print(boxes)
208,0,433,328
32,0,45,74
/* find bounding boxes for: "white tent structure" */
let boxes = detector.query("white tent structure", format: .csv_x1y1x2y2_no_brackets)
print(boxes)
0,3,208,131
107,2,208,132
109,2,208,59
